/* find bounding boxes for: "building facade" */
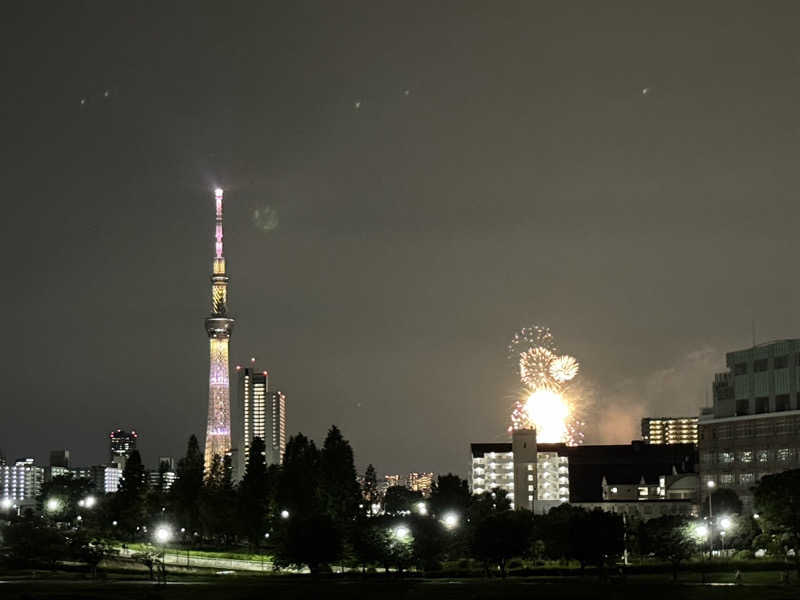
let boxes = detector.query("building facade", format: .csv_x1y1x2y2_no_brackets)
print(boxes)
91,465,123,493
642,417,699,445
701,340,800,509
109,429,138,468
204,188,235,471
470,438,696,516
268,390,287,465
1,459,44,505
407,472,435,496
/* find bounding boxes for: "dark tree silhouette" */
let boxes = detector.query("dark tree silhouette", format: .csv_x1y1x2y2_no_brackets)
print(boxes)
320,425,361,526
754,469,800,574
238,437,269,548
383,486,422,515
429,473,470,517
704,487,743,517
170,435,204,535
277,433,321,517
111,450,149,537
362,464,378,512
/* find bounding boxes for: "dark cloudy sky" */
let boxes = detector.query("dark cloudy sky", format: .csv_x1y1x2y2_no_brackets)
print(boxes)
3,1,800,476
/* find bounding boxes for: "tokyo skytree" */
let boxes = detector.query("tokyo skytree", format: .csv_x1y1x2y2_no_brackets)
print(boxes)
204,188,235,471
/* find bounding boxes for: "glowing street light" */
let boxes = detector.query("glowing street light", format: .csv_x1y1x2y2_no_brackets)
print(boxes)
442,512,459,530
280,509,290,519
45,497,62,513
694,524,709,540
393,525,411,542
0,497,12,510
154,525,173,545
415,502,428,516
78,495,96,509
719,516,732,531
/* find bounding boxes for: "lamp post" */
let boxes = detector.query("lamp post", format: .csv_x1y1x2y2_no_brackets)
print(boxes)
706,481,715,558
153,525,172,585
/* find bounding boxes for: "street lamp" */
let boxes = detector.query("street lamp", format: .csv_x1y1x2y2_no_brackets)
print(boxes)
415,501,428,516
280,509,290,519
393,525,411,542
0,497,12,511
45,497,62,513
706,481,715,557
442,512,459,530
154,525,172,545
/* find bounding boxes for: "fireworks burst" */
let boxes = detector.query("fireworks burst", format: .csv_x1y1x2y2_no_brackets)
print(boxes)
508,326,584,445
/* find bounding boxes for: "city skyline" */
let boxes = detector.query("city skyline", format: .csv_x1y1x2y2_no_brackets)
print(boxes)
5,2,800,475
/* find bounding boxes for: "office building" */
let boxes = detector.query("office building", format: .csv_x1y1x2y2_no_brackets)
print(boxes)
204,188,235,471
470,437,696,516
700,339,800,509
642,417,699,445
109,429,138,468
149,458,177,492
1,459,44,505
92,465,123,493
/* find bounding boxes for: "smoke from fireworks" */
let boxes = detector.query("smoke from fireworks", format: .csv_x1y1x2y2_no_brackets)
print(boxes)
508,326,584,445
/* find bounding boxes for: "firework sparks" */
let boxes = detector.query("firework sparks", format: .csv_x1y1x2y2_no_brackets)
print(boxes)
508,326,584,445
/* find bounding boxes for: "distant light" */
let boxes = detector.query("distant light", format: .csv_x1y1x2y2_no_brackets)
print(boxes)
154,525,172,544
264,533,270,539
753,513,760,520
45,498,61,513
610,487,618,494
393,525,410,541
442,512,459,530
695,524,709,539
707,481,716,489
280,510,290,519
112,520,118,526
214,188,224,200
415,501,428,516
0,497,12,510
720,516,732,530
83,495,96,509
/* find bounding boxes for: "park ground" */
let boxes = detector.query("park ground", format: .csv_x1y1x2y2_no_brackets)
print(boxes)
2,573,800,600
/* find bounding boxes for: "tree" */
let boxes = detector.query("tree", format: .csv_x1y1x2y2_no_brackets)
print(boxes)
37,474,95,524
429,474,470,517
362,464,378,512
569,509,624,571
238,437,270,548
274,513,342,574
319,425,361,525
111,450,149,537
471,510,533,577
383,486,422,515
68,531,117,578
277,433,320,517
754,469,800,575
201,453,237,544
2,518,67,568
351,516,392,572
539,503,585,562
412,516,447,572
642,516,696,580
170,435,204,535
704,488,743,517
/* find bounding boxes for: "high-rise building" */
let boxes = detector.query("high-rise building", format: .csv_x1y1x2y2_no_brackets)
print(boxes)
91,465,123,493
204,188,235,471
1,459,44,506
268,389,287,465
234,360,287,478
642,417,699,445
149,458,177,492
109,429,138,468
700,339,800,510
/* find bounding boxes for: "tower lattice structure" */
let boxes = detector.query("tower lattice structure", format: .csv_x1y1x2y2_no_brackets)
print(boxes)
204,188,235,471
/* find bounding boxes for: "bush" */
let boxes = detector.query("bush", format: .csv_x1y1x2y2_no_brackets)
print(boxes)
733,549,753,560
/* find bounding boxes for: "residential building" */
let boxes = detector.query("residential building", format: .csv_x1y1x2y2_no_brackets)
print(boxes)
407,472,435,496
0,458,44,506
701,340,800,510
91,465,123,493
470,437,696,515
642,417,699,445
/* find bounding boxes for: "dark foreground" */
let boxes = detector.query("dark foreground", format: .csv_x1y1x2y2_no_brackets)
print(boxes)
2,577,800,600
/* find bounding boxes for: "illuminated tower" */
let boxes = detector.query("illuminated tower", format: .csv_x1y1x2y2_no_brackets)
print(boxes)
204,188,235,471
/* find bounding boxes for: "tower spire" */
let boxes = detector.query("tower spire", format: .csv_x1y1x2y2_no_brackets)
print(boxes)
204,187,234,471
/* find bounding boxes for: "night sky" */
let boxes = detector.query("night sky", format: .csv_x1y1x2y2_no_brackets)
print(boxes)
3,2,800,476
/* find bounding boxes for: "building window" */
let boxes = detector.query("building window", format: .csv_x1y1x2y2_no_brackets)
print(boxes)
527,474,533,481
776,395,791,412
720,473,735,485
775,355,789,369
754,359,768,372
734,362,747,376
755,397,769,414
757,449,770,463
528,485,534,491
701,452,714,464
739,473,755,485
776,448,793,462
738,450,753,463
527,464,533,471
735,400,749,416
718,451,734,464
